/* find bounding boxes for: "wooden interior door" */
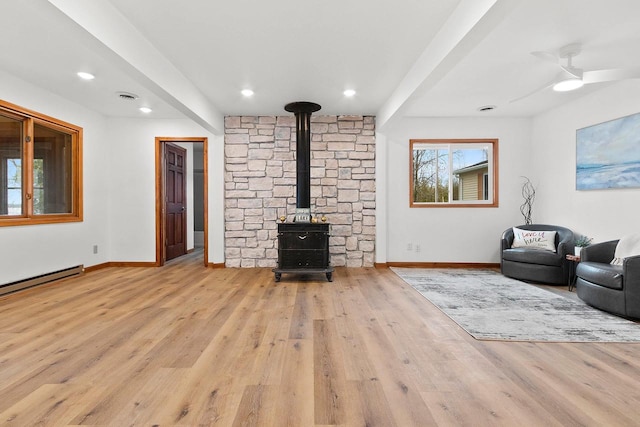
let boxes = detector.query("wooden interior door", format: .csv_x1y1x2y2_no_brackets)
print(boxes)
165,143,187,261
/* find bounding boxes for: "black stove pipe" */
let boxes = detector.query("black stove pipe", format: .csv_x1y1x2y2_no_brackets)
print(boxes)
284,101,321,210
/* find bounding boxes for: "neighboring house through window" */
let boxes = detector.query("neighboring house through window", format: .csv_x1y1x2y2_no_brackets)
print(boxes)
453,160,489,201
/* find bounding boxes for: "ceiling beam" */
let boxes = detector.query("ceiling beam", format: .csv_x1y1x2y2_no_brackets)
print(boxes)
47,0,224,134
376,0,521,129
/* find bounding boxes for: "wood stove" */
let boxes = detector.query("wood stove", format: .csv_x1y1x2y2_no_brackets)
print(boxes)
273,101,333,282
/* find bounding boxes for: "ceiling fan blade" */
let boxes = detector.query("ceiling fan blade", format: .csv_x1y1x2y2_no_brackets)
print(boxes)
531,51,558,64
583,68,640,84
509,78,556,103
559,65,582,78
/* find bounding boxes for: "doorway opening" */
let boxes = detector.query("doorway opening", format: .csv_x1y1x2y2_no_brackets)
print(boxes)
155,137,208,267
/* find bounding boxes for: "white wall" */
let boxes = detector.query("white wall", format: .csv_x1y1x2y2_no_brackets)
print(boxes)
0,71,111,283
531,80,640,244
0,71,225,285
106,118,223,264
209,133,225,264
381,117,532,263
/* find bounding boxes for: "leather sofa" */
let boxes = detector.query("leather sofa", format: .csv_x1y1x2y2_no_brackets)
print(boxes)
501,224,574,285
575,240,640,319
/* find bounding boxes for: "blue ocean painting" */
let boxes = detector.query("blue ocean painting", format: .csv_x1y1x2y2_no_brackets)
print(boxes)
576,112,640,190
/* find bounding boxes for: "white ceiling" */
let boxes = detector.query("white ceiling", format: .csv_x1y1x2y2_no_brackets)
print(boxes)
1,0,639,133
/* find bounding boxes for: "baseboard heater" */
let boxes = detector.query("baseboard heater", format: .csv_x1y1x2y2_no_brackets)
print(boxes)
0,265,83,296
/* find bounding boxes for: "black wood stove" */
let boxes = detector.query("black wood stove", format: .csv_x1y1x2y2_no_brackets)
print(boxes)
273,101,333,282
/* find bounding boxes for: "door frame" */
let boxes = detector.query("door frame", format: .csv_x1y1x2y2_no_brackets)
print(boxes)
155,137,208,267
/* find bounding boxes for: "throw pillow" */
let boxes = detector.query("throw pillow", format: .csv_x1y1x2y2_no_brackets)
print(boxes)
511,227,557,252
611,233,640,265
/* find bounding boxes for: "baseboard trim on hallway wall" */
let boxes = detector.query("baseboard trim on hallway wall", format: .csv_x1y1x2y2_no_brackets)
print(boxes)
83,263,111,273
108,262,159,268
208,262,225,269
84,261,159,273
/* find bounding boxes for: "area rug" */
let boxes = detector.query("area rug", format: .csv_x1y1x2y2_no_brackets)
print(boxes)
391,267,640,342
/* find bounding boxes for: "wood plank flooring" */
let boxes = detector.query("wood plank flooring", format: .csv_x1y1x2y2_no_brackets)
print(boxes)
1,251,639,426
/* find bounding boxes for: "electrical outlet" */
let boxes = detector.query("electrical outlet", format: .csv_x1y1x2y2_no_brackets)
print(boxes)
407,243,413,251
93,245,98,254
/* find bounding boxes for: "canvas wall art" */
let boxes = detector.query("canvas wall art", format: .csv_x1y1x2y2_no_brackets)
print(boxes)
576,112,640,190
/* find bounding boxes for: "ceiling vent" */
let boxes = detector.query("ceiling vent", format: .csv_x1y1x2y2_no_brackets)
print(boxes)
116,91,139,101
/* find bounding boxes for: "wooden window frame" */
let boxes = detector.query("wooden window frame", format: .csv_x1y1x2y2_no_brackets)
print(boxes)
409,138,499,208
0,99,83,226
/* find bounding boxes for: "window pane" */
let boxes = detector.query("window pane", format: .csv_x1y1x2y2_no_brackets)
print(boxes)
33,158,44,214
413,148,433,202
8,158,21,187
452,148,489,201
413,148,450,203
435,150,449,202
34,124,73,214
7,159,22,214
0,115,23,216
7,188,22,215
33,188,44,213
33,158,44,187
483,173,489,200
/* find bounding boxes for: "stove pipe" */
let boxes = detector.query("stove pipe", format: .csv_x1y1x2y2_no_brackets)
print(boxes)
284,101,321,219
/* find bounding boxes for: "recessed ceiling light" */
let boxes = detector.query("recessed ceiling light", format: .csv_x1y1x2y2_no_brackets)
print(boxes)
77,72,95,80
343,89,356,97
241,89,254,97
139,107,152,113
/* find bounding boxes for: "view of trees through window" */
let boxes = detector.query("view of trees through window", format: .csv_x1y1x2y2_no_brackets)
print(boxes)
410,139,498,207
6,156,51,216
6,158,22,214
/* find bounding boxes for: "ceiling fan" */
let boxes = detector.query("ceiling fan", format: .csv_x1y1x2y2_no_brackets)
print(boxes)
510,42,640,103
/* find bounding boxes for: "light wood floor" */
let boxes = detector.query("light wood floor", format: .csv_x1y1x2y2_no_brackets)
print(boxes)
1,252,640,426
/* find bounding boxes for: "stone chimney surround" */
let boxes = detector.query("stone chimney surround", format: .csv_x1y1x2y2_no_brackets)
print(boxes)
224,114,375,268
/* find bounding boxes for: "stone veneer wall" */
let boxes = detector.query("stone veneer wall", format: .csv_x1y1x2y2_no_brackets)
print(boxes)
224,115,375,268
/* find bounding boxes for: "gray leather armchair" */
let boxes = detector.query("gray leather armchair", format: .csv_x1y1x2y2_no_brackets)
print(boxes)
501,224,574,285
576,240,640,319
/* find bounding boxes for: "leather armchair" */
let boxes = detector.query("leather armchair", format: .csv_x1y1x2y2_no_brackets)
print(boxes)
501,224,574,285
576,240,640,319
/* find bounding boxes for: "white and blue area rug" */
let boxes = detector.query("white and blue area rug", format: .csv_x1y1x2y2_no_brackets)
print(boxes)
391,268,640,342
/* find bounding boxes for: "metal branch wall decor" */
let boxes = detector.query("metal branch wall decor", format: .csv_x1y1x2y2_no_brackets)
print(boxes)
520,176,535,225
